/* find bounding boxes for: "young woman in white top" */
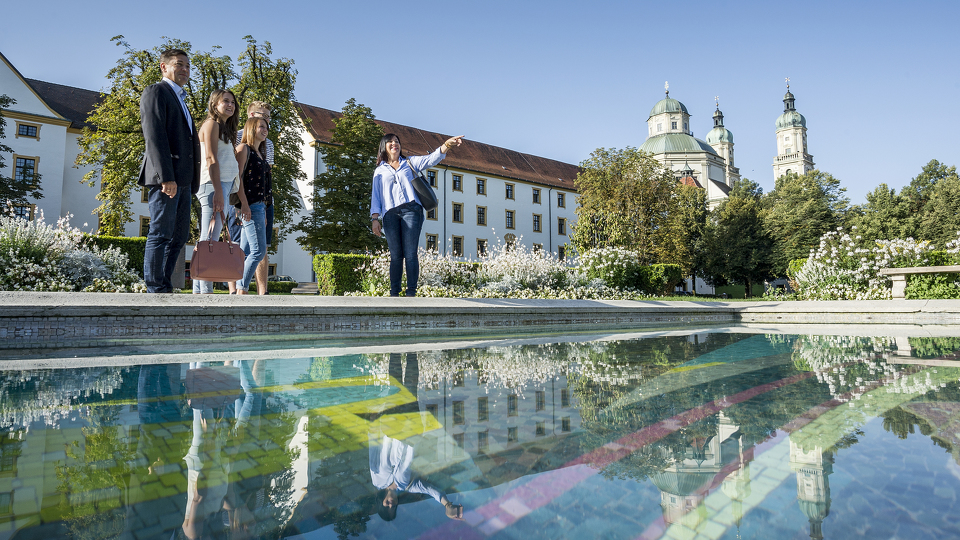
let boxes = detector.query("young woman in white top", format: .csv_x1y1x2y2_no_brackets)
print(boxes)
193,89,244,294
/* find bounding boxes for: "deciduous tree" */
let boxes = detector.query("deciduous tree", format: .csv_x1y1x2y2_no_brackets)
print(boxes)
294,99,384,254
763,170,848,276
703,179,774,297
571,147,678,264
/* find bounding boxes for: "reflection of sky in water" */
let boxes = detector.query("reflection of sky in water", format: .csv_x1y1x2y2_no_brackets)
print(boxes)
1,332,959,539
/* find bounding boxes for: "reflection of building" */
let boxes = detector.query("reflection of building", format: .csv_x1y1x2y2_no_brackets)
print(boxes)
789,439,833,540
417,369,581,477
652,412,747,532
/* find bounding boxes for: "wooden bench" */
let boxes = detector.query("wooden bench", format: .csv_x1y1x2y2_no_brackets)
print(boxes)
878,265,960,299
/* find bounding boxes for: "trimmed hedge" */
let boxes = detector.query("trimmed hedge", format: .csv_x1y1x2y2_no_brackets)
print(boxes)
636,264,684,295
904,250,960,300
314,254,369,295
82,235,147,272
251,281,298,294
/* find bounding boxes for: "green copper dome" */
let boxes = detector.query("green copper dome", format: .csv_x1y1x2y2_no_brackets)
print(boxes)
639,133,718,156
649,96,689,119
706,126,734,144
776,110,806,130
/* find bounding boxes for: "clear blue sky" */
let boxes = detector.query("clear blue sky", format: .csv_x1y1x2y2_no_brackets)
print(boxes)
3,0,958,204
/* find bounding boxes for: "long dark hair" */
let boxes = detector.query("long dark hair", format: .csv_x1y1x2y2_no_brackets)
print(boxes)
204,89,239,145
376,133,405,165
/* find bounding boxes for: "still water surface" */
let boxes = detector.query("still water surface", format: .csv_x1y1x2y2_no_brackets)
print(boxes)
2,330,960,539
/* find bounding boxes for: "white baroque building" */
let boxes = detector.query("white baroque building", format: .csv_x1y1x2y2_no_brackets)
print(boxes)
0,49,580,284
772,84,815,179
639,87,740,209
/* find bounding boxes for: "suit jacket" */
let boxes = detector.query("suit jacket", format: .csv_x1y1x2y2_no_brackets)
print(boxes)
138,80,201,194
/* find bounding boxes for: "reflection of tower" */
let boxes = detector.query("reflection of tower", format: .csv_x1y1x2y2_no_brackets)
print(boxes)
721,432,751,535
652,412,744,532
789,439,833,540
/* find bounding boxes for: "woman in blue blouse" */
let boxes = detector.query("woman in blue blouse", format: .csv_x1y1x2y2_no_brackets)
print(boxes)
371,133,463,297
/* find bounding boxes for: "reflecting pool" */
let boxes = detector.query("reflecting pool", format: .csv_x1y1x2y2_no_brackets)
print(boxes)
2,330,960,539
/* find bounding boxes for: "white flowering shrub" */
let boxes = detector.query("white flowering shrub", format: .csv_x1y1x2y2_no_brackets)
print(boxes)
0,207,146,292
347,237,659,300
478,236,572,292
579,247,642,289
792,227,941,300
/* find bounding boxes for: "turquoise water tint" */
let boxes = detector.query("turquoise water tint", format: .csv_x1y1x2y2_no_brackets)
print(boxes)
2,330,960,539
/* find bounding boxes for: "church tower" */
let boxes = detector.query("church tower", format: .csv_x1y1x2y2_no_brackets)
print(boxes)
706,98,741,186
773,80,815,178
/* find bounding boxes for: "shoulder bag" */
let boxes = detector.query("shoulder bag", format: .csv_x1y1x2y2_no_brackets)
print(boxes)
191,211,244,282
406,157,438,211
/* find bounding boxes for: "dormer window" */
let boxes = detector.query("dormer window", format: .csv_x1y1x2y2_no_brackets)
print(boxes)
657,123,663,132
671,121,677,129
683,123,687,131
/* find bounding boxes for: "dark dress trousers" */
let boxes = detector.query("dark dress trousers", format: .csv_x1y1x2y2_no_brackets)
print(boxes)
139,80,201,292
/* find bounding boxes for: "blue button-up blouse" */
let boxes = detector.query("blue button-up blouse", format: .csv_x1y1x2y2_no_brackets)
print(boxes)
370,147,446,217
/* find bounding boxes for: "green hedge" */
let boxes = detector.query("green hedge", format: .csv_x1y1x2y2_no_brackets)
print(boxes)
251,281,298,294
83,235,146,272
636,264,684,295
314,254,369,295
904,250,960,299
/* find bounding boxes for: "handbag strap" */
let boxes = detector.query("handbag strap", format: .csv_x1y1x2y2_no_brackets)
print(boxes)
205,210,232,244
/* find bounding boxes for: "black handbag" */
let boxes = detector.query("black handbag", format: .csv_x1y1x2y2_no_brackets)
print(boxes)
407,159,438,211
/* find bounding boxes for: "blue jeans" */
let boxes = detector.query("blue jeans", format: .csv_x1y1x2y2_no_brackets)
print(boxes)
382,202,424,296
238,202,266,291
193,181,234,294
144,184,192,293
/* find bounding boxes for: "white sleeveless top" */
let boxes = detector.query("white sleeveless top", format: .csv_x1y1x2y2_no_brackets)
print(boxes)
199,138,240,190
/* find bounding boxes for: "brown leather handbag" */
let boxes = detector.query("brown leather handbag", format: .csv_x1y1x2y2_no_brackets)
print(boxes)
191,211,244,282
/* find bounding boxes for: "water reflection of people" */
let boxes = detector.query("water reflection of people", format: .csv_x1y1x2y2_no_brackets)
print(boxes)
369,352,465,522
180,360,265,539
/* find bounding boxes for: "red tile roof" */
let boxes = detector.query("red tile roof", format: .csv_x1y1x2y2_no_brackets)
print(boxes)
295,102,580,190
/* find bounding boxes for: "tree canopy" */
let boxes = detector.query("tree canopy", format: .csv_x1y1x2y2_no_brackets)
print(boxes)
763,170,848,276
703,178,774,297
571,147,680,265
294,98,384,254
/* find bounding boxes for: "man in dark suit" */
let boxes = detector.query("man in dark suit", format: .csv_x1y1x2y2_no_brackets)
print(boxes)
139,48,201,293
